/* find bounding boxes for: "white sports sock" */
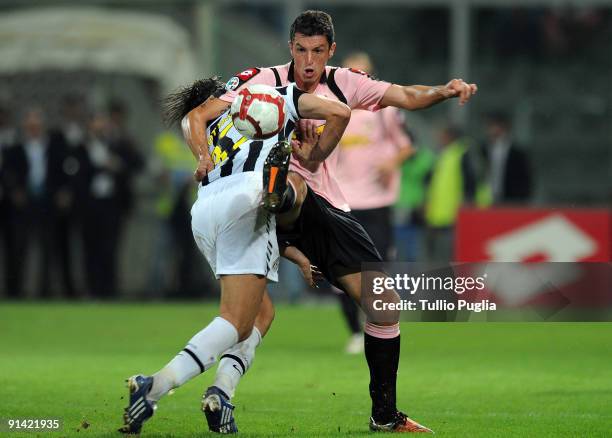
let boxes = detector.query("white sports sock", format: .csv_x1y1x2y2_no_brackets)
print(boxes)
213,327,262,398
148,317,239,401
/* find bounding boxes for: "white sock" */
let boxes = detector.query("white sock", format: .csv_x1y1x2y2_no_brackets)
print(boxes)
148,317,239,401
213,327,262,399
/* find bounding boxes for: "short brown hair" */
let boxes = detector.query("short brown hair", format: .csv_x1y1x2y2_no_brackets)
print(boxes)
290,10,334,45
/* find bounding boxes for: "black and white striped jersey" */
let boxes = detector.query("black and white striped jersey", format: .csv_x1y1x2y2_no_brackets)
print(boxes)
201,84,303,186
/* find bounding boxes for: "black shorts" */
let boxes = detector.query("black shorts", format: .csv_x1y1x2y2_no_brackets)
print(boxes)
351,206,393,261
280,187,382,290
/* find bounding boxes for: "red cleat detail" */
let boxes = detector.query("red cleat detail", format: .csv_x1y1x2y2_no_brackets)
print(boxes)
369,412,433,433
393,415,433,433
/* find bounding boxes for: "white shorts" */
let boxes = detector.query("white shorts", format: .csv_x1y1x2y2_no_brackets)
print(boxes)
191,172,279,282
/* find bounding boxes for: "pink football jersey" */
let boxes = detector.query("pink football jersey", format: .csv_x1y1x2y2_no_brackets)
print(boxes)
336,108,412,210
220,62,391,211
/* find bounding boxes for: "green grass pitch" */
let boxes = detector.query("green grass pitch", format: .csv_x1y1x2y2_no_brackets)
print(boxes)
1,303,611,437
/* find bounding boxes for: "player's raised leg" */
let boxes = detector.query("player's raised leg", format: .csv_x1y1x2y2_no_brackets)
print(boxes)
262,140,293,213
262,142,309,229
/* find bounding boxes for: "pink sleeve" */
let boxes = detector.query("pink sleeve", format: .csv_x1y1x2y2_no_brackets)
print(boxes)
384,108,412,149
218,68,277,103
336,68,392,111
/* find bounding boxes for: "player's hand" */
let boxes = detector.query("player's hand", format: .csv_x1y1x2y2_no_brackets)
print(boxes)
300,119,320,148
194,153,214,181
443,79,478,105
299,262,323,288
280,245,323,288
292,120,319,159
292,120,321,172
291,140,319,172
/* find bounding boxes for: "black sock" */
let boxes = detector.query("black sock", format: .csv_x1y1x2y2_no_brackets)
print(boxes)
364,332,400,424
277,183,296,214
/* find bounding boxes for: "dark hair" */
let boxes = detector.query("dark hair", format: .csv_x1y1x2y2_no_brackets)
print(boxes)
162,77,226,127
290,10,334,45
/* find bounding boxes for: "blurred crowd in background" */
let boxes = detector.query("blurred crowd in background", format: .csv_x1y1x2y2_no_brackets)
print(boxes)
0,99,144,299
0,2,609,300
0,96,212,300
0,84,532,301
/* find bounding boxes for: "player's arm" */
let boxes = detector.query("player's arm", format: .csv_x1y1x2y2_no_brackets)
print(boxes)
379,79,478,110
294,93,351,162
182,98,229,179
279,245,323,288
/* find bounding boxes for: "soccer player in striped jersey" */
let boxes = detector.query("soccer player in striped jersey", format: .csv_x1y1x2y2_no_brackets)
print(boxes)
119,78,350,434
184,10,477,434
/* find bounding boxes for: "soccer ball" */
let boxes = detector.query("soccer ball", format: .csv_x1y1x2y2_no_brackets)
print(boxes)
231,85,286,139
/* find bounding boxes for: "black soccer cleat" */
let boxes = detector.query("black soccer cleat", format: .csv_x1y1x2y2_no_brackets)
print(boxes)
202,386,238,434
262,140,292,213
118,375,156,434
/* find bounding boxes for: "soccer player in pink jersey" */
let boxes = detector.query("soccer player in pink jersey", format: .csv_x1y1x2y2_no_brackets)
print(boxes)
184,10,477,433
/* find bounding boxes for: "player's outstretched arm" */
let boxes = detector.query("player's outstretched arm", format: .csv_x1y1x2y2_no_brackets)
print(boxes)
380,79,478,110
294,93,351,162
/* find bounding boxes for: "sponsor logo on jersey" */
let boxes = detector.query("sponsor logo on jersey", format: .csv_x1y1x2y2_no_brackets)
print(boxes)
225,77,240,91
225,68,262,92
238,68,260,81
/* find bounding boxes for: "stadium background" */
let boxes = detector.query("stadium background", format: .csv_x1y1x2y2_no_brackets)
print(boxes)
0,2,611,436
1,0,610,298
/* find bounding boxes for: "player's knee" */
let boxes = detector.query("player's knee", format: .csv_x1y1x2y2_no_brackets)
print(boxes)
367,318,400,326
